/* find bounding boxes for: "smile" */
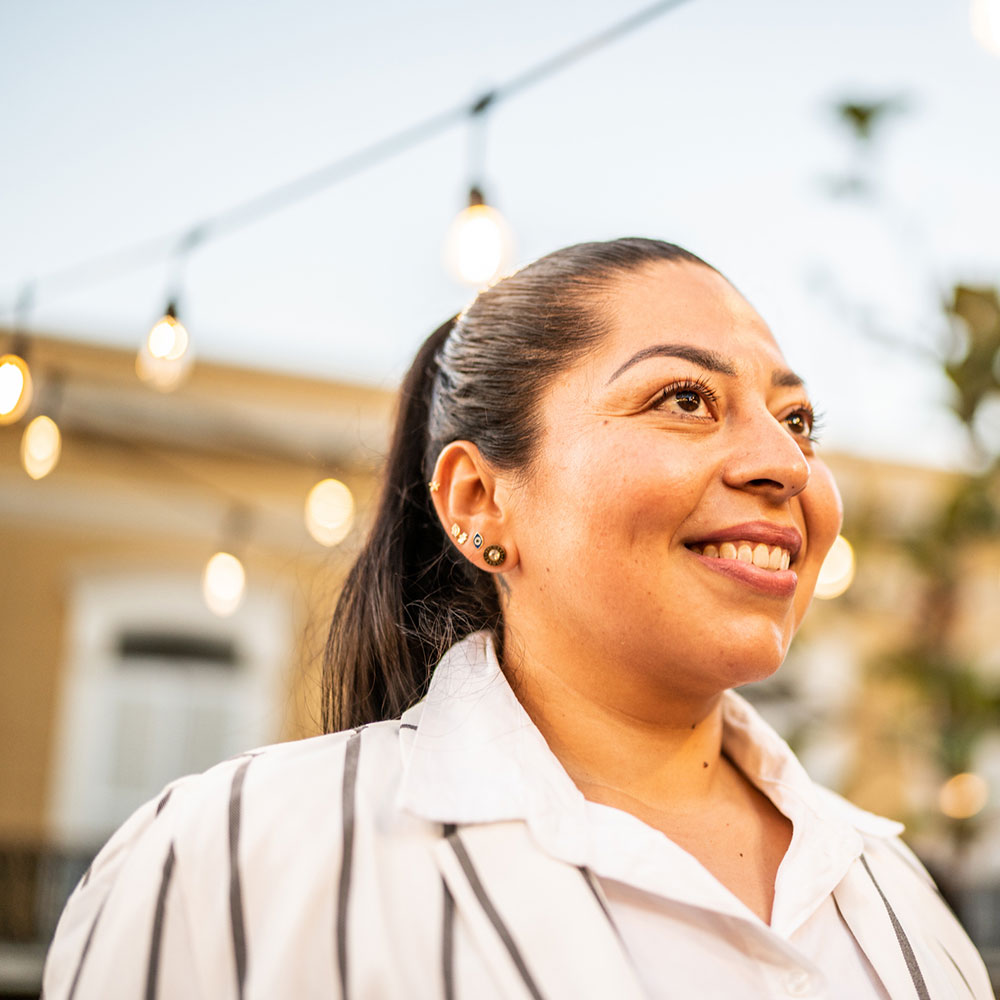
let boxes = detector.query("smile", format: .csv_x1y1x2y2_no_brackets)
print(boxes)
687,541,791,572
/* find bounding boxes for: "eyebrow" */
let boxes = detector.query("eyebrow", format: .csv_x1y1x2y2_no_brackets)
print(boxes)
606,344,737,384
772,369,804,388
605,342,806,390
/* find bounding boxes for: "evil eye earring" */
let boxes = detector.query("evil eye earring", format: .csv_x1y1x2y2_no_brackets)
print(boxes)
451,523,468,545
473,532,483,549
483,544,506,567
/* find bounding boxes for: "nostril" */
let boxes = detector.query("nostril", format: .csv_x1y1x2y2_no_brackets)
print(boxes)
747,478,784,489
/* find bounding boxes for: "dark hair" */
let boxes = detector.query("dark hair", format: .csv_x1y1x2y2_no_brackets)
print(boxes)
321,237,713,732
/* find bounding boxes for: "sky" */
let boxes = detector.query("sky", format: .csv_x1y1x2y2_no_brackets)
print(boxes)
2,0,999,468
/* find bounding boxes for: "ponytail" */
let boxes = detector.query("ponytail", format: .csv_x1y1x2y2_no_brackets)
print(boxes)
321,316,501,731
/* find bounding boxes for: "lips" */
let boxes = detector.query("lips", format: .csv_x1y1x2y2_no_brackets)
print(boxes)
684,521,803,565
684,521,803,598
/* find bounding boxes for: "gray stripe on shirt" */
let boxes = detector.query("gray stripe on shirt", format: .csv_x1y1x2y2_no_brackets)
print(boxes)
336,729,363,999
446,829,545,1000
860,853,930,1000
145,843,176,1000
229,756,253,999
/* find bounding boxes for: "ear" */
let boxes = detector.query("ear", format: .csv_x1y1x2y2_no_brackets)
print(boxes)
429,441,518,573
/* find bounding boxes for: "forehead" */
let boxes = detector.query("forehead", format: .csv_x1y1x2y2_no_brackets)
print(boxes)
596,260,787,375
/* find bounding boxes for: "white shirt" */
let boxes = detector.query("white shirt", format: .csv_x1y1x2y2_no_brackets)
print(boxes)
396,632,895,1000
44,631,994,1000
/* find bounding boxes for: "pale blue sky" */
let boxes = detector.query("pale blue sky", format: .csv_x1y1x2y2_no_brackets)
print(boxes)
2,0,998,466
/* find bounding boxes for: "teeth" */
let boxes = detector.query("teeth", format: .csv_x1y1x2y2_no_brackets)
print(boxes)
691,541,792,572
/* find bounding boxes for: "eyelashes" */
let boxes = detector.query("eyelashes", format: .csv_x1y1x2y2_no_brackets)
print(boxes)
651,377,719,412
650,378,824,443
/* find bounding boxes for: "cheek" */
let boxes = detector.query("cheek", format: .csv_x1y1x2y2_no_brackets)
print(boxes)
794,459,843,614
804,459,843,556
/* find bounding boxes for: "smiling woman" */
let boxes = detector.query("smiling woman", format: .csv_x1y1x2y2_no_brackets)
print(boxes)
43,240,994,1000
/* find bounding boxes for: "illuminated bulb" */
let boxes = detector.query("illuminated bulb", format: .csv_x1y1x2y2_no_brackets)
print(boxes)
202,551,246,617
444,190,512,286
939,772,989,819
305,478,355,546
21,415,61,480
147,313,189,361
815,534,855,599
0,353,33,425
971,0,1000,55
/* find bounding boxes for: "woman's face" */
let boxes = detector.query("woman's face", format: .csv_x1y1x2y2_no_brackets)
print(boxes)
502,260,842,705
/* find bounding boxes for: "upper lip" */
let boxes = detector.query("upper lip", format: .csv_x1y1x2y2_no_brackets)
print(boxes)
687,521,803,563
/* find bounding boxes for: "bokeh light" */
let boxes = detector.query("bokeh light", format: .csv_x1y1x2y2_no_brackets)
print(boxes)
444,203,512,286
305,478,355,546
21,414,62,480
202,551,246,617
815,534,856,600
147,313,190,362
939,772,989,819
971,0,1000,56
0,353,33,425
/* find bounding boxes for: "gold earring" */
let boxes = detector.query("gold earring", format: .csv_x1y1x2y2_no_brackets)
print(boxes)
451,523,468,545
483,544,506,567
428,480,440,492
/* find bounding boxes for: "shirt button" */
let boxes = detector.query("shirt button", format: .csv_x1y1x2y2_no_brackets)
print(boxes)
785,970,813,996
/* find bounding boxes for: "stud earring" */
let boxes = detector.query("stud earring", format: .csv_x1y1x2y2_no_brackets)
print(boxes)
451,523,468,545
483,544,506,567
428,480,440,493
473,532,483,549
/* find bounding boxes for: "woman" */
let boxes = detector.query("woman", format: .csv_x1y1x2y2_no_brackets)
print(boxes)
45,239,993,999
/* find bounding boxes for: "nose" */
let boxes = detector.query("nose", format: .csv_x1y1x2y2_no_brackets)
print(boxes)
721,409,811,503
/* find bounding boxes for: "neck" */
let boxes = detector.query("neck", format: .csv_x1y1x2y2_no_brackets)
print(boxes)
502,635,731,813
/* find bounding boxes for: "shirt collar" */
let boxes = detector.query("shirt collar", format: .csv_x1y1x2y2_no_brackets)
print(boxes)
396,631,902,929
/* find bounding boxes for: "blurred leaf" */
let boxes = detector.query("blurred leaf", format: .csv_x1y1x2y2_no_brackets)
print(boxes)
945,286,1000,428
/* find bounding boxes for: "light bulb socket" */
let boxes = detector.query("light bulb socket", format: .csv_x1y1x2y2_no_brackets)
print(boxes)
164,300,179,320
468,186,487,207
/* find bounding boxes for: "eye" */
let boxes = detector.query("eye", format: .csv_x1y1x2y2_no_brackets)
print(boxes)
651,378,718,417
783,405,820,441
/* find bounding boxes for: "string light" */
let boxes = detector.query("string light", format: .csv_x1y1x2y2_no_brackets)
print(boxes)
971,0,1000,55
21,414,62,480
444,187,513,286
939,772,989,819
136,302,194,392
305,477,355,546
1,1,688,320
202,551,246,617
147,301,190,361
0,353,33,425
815,534,856,599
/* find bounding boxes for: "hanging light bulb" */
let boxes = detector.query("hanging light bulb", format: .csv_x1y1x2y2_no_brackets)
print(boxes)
815,534,856,599
0,353,33,425
305,478,355,546
137,302,193,392
202,551,246,617
444,187,513,287
21,414,62,480
146,302,190,361
971,0,1000,55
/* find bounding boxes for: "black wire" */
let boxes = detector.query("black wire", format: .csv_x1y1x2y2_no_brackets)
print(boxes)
0,0,693,316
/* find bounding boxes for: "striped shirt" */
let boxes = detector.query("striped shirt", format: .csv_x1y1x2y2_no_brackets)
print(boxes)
44,632,994,999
